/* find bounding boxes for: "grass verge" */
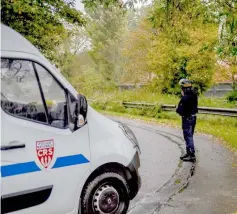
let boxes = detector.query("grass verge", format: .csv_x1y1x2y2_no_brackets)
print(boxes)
87,89,237,109
90,101,237,152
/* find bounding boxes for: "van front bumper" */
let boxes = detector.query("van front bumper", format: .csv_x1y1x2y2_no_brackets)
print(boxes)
127,151,141,200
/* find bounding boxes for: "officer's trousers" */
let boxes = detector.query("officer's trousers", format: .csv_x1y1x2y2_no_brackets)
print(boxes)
182,115,196,154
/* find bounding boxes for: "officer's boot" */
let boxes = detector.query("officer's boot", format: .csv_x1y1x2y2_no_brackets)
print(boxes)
180,152,189,160
182,152,196,162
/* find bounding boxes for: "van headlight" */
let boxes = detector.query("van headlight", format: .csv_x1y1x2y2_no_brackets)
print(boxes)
118,123,141,153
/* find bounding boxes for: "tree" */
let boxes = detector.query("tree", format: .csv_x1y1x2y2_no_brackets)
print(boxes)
85,2,127,86
146,0,218,94
1,0,85,62
121,15,153,84
216,0,237,90
82,0,145,9
82,0,122,9
54,26,89,78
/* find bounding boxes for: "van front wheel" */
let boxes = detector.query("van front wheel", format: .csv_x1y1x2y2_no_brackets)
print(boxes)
81,172,130,214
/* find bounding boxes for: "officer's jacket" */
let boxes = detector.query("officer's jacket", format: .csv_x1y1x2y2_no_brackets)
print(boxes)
176,93,198,117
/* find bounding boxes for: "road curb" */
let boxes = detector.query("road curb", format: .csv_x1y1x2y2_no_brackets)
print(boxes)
114,120,197,214
128,160,195,214
108,116,197,214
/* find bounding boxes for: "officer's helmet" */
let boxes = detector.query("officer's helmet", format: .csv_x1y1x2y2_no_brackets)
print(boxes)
179,78,192,88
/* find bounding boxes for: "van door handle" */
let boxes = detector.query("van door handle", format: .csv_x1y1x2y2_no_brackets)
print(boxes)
1,142,26,150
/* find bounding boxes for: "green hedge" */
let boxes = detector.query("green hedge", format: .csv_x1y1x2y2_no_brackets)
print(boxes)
227,90,237,102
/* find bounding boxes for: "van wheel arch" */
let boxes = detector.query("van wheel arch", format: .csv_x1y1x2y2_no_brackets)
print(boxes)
81,162,129,193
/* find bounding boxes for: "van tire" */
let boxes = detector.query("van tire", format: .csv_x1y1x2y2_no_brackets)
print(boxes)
81,172,130,214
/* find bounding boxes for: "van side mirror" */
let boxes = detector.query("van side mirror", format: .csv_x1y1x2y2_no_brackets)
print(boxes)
75,94,88,128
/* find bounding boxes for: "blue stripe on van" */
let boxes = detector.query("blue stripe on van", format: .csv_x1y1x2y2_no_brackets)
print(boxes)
52,154,89,169
1,161,41,177
1,154,89,177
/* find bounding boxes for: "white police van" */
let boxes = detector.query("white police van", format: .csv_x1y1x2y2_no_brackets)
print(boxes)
0,24,141,214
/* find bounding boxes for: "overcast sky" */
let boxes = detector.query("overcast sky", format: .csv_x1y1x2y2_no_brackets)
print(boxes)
75,0,85,12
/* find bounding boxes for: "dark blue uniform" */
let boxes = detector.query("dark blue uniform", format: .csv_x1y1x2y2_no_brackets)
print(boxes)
176,90,198,154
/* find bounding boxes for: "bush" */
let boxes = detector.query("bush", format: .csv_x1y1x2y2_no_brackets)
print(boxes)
105,102,126,113
91,100,164,118
125,105,163,118
90,101,107,110
227,91,237,102
90,101,126,113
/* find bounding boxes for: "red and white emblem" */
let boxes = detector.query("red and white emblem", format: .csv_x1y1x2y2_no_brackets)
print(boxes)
36,139,54,169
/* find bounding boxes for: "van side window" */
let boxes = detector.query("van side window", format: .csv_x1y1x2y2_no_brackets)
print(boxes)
1,59,47,123
35,63,68,128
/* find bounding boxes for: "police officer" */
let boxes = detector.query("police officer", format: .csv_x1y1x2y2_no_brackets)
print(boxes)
176,79,198,162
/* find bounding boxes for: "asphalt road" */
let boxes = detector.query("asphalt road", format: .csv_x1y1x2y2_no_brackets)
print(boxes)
109,116,237,214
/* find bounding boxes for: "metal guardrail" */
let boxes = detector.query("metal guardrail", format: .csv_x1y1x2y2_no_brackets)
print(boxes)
88,99,237,117
122,102,237,117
